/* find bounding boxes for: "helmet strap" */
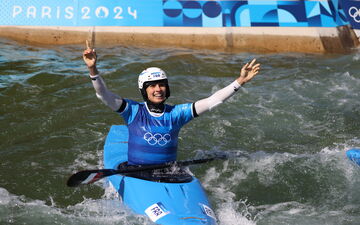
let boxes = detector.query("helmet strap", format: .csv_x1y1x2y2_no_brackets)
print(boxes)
140,84,167,114
146,100,165,113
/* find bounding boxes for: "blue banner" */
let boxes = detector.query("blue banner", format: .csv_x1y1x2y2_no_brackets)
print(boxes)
0,0,350,27
341,0,360,29
0,0,163,26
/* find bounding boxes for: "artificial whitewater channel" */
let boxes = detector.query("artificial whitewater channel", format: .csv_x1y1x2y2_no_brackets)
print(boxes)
1,0,360,224
1,38,360,224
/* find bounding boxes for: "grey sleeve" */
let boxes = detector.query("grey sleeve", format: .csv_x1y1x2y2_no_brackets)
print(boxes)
90,74,124,111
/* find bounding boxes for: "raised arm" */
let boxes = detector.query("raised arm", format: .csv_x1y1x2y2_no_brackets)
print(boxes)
194,59,260,116
83,41,124,111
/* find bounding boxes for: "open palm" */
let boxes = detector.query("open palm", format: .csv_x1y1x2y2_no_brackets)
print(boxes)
237,59,260,85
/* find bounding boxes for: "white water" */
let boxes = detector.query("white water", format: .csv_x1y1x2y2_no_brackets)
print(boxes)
2,40,360,225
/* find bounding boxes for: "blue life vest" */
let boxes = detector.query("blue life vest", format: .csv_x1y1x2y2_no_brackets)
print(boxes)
119,99,194,165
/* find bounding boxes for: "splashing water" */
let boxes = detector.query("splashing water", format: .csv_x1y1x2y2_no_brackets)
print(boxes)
1,38,360,224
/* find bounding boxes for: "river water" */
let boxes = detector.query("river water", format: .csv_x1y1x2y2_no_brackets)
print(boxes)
1,38,360,225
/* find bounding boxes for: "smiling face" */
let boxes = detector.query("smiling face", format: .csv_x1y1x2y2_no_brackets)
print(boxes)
145,82,167,104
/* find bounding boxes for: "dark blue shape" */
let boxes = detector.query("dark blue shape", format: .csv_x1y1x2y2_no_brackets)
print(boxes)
335,1,347,22
183,1,201,9
163,0,183,17
182,1,202,26
263,9,279,22
307,15,322,26
203,1,222,18
164,9,182,18
119,177,125,198
339,11,347,22
183,15,202,27
223,13,232,27
341,1,360,29
183,1,202,19
227,1,249,26
320,4,333,17
278,2,307,22
251,22,280,27
277,1,301,6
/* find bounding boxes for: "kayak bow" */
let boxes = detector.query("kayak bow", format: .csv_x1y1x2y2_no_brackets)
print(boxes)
104,125,218,225
346,148,360,166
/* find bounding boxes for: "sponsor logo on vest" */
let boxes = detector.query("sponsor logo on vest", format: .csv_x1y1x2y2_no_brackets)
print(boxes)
144,132,171,146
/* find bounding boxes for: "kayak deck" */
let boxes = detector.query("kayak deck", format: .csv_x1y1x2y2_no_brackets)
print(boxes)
116,161,194,183
103,125,218,225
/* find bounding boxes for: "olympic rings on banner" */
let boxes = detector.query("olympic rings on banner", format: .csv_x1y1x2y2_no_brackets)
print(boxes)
144,132,171,146
349,7,360,23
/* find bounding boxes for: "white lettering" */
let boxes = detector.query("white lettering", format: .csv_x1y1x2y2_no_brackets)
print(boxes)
95,6,109,18
27,6,36,19
128,7,137,19
56,6,61,19
65,6,74,19
42,6,51,19
81,7,91,19
10,5,139,21
13,6,22,18
114,7,123,19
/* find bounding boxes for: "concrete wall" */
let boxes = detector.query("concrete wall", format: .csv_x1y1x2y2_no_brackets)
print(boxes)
0,25,358,54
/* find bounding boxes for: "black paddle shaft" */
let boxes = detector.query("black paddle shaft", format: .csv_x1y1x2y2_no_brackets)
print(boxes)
67,156,226,187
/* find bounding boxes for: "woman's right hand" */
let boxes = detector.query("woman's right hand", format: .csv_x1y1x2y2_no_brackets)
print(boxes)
83,40,98,75
83,40,97,69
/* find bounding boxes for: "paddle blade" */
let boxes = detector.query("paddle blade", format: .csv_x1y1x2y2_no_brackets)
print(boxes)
67,170,113,187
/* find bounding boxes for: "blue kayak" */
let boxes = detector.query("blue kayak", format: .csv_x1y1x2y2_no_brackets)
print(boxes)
346,148,360,166
103,125,218,225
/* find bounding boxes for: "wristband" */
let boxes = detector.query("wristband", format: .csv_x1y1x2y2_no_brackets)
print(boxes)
89,74,99,81
232,80,242,92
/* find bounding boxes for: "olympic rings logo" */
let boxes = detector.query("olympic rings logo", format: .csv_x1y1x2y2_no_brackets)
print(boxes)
143,132,171,146
349,7,360,23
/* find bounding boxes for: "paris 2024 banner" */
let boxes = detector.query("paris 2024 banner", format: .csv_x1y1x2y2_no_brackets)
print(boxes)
0,0,354,28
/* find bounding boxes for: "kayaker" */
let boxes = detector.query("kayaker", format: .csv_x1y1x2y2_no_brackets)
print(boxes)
83,42,260,166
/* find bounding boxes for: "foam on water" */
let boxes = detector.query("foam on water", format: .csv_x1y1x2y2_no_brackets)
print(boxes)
2,39,360,225
199,142,360,225
0,186,153,225
201,164,257,225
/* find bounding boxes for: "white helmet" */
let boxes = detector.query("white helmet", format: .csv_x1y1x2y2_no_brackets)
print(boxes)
138,67,167,89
